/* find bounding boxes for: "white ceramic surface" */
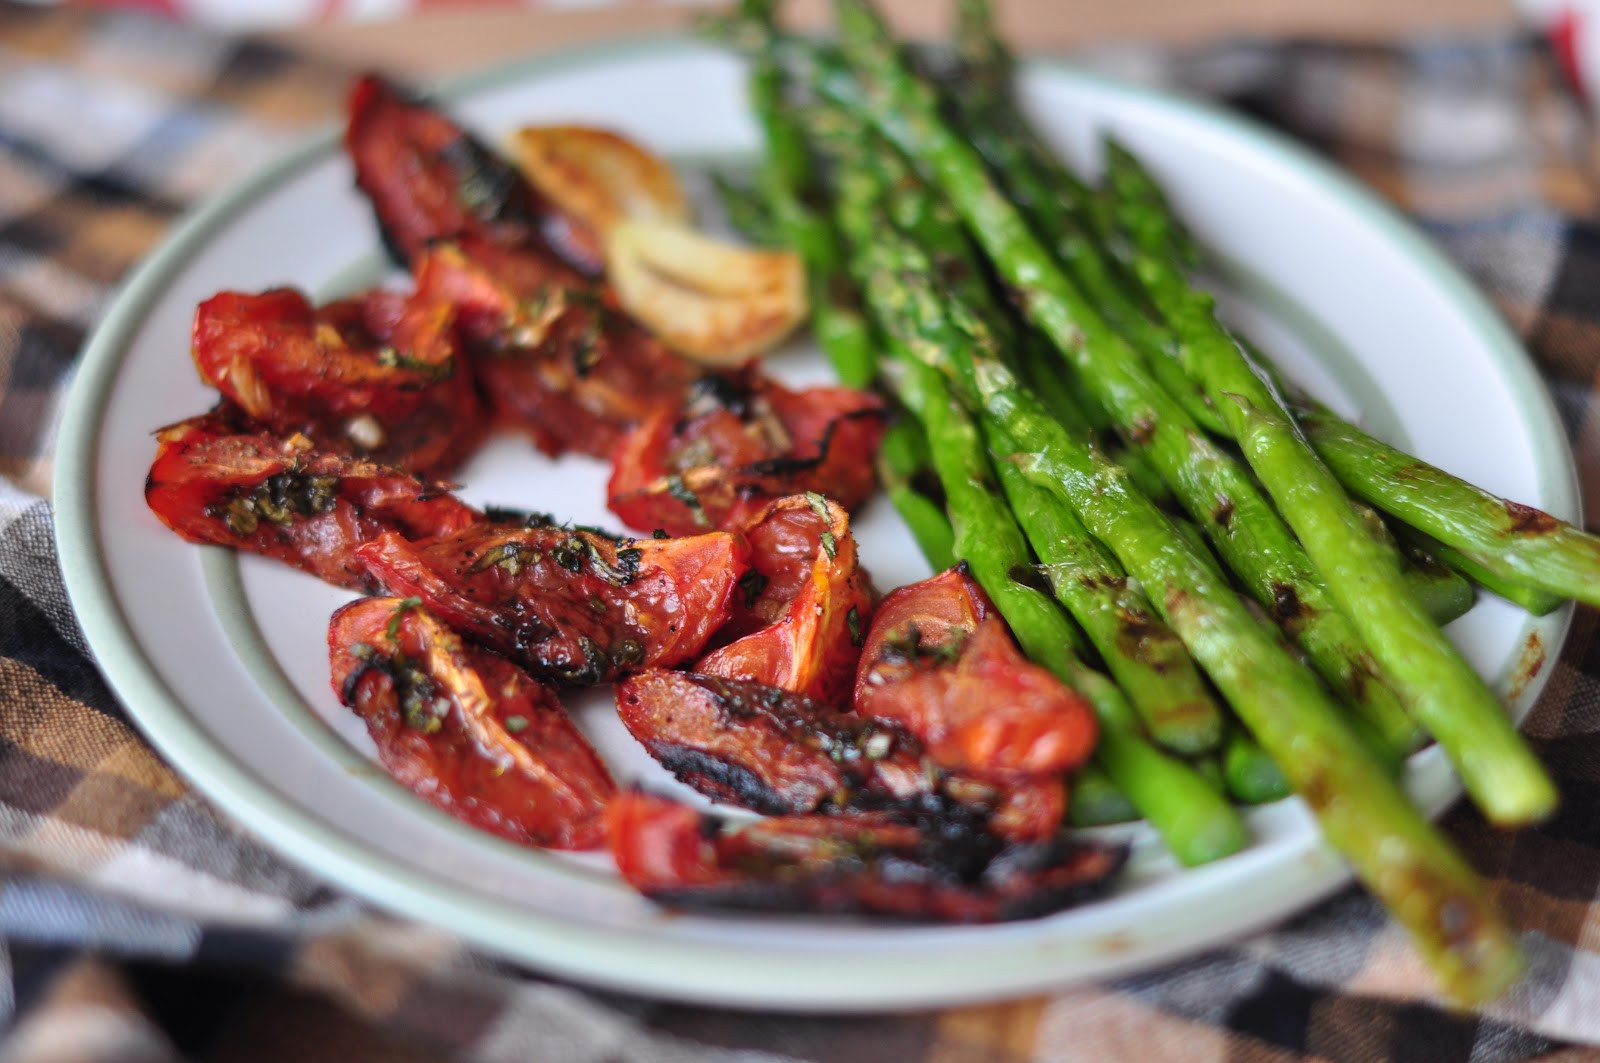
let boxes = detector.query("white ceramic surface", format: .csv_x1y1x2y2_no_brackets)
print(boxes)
55,39,1576,1011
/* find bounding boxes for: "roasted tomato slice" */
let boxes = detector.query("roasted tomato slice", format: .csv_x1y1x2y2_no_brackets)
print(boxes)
330,596,613,849
615,669,1064,839
145,411,478,589
854,567,1097,781
357,519,747,685
607,370,887,536
607,790,1126,923
345,74,550,267
413,239,695,458
698,494,874,706
617,669,923,815
191,286,485,478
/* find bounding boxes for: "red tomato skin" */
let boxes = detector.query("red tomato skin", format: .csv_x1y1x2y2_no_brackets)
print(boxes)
854,567,1098,780
613,668,1063,840
607,372,888,537
191,286,485,478
356,521,748,685
346,75,532,263
605,790,1126,923
330,596,613,849
697,495,874,707
145,411,478,589
614,669,924,815
413,239,695,458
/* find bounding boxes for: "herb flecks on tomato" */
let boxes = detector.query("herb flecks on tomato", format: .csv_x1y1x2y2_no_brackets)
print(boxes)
191,286,485,478
697,494,875,706
357,519,748,686
614,669,1065,840
145,411,478,589
608,370,887,537
330,596,614,849
414,239,697,459
855,567,1098,782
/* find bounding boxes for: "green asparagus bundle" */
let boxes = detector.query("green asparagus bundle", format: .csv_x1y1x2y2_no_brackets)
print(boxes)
730,7,1250,863
701,0,1596,1005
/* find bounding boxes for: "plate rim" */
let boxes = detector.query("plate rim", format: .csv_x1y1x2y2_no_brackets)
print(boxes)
52,33,1578,1011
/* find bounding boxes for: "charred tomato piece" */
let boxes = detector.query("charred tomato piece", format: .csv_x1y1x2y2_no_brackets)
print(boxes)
607,370,887,536
413,239,695,458
191,286,485,478
330,596,613,849
344,74,576,268
616,669,922,815
614,669,1065,840
854,567,1098,782
145,411,478,589
357,519,747,686
698,493,874,706
607,790,1126,923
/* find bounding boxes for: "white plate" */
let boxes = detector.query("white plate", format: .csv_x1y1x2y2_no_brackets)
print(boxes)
56,38,1576,1011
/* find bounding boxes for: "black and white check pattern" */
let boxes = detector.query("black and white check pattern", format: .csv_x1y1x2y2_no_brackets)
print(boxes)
2,3,1599,1059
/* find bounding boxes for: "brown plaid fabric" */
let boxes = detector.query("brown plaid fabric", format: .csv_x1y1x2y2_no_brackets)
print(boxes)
3,3,1600,1060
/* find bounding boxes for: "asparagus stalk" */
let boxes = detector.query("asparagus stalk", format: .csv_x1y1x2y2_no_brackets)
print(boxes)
1098,136,1595,610
1097,139,1556,826
877,417,958,571
949,3,1471,632
808,17,1422,762
819,104,1226,755
739,0,877,390
1067,762,1139,826
1222,727,1292,805
822,135,1246,863
848,181,1518,1000
711,171,780,246
1391,522,1563,616
1295,402,1600,611
890,322,1245,864
825,0,1522,1000
949,0,1227,437
1396,535,1478,626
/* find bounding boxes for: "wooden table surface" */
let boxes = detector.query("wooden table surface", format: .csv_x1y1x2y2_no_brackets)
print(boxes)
270,0,1522,79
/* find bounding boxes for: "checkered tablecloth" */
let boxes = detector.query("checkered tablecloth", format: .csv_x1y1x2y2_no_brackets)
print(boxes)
4,3,1600,1060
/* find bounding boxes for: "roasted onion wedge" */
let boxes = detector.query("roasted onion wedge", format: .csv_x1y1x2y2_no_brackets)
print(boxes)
509,125,690,237
605,218,806,364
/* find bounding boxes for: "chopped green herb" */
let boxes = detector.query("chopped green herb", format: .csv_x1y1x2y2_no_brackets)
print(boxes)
612,636,645,668
210,469,339,535
385,597,424,642
664,475,711,528
550,537,587,573
738,569,770,609
467,541,540,576
375,344,450,380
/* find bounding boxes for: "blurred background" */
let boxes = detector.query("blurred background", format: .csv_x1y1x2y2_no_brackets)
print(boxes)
10,0,1541,70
